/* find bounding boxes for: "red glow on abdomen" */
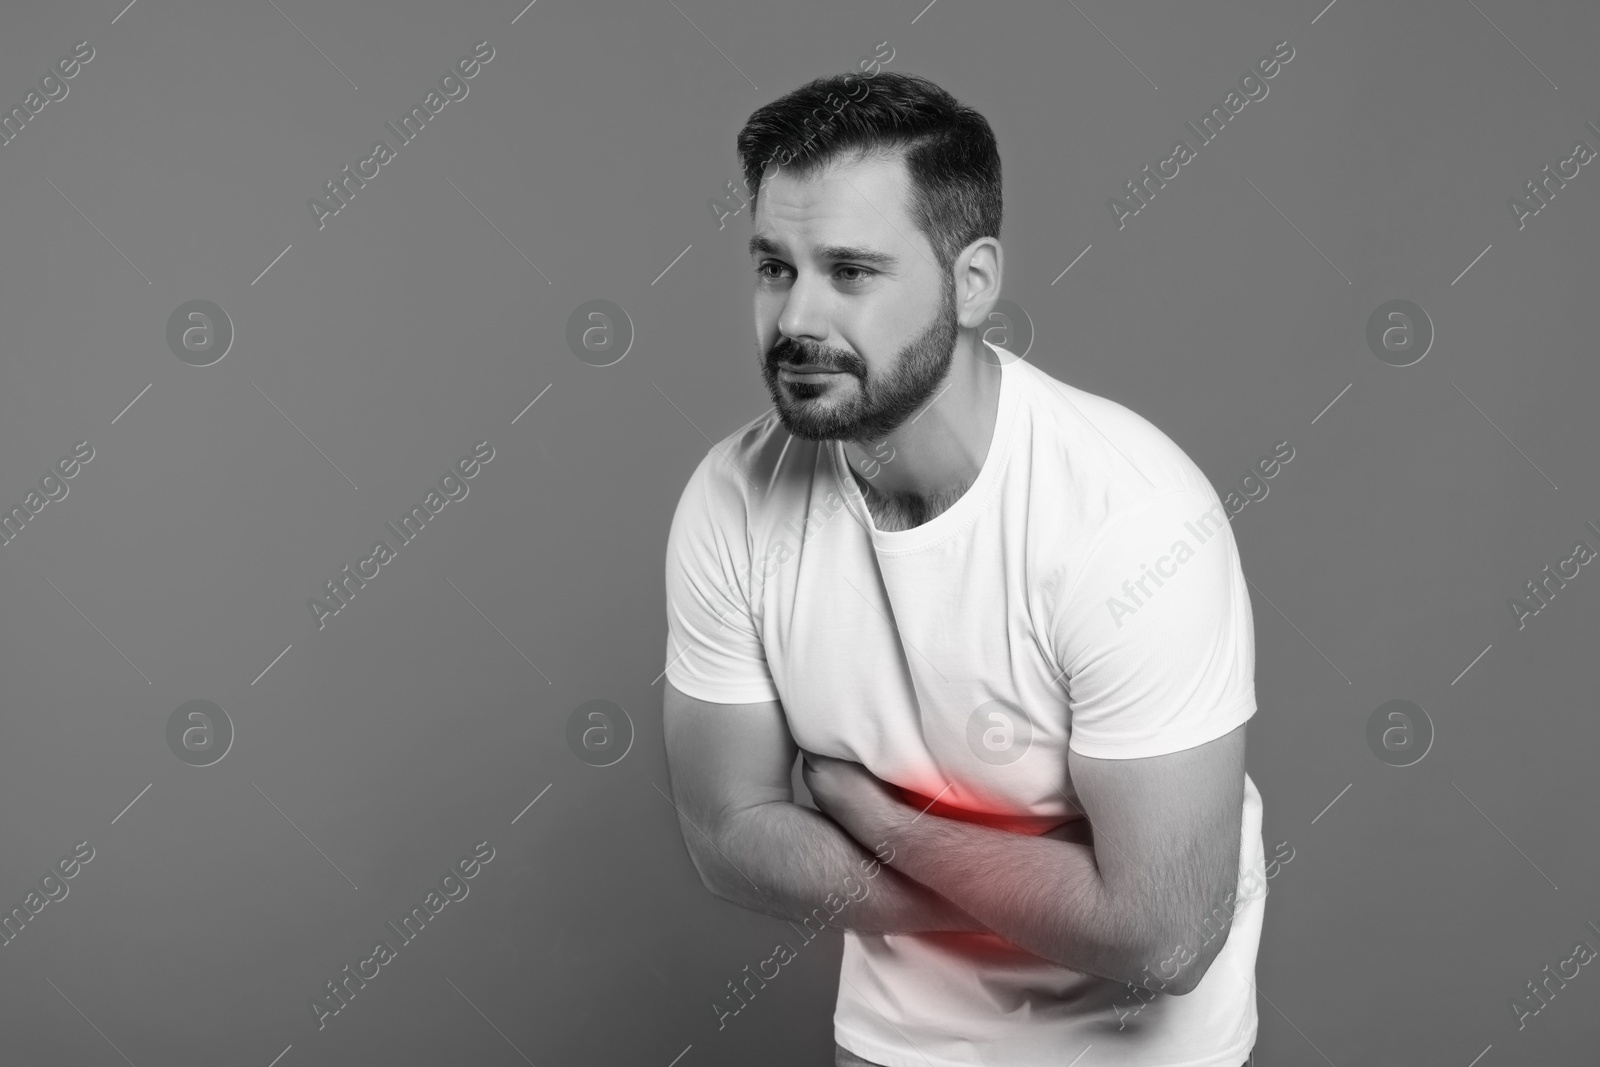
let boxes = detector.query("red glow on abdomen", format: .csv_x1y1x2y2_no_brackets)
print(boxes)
889,781,1087,839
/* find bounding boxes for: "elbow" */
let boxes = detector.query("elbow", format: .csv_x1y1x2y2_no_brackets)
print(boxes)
685,838,739,903
672,810,734,901
1131,883,1241,996
1157,961,1207,997
699,864,749,906
689,854,723,898
682,819,762,909
1140,930,1230,997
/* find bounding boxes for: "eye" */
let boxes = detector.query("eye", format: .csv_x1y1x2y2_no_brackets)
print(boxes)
836,266,873,284
754,261,792,281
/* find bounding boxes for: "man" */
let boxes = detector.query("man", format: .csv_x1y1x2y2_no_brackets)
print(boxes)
662,71,1263,1067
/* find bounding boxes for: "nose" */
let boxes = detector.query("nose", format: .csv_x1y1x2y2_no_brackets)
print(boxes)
775,271,830,346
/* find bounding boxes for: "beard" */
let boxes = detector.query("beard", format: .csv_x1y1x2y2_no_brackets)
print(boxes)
759,280,959,444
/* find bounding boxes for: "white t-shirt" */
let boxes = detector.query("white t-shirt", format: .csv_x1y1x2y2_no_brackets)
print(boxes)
664,347,1264,1067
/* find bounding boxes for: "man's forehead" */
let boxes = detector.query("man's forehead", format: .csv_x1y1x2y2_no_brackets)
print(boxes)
750,157,919,260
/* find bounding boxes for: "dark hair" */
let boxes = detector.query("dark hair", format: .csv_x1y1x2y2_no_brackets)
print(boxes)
736,71,1002,272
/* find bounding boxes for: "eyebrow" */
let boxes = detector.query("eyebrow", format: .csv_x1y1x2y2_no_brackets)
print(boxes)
747,235,899,268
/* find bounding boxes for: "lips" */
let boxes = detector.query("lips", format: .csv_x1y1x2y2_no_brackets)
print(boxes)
780,364,841,373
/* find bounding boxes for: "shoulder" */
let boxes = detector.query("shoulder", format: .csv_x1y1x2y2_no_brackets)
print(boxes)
1008,358,1237,629
672,406,817,530
1012,357,1223,527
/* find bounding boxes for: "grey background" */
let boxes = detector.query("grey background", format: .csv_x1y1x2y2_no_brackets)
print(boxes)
0,0,1595,1063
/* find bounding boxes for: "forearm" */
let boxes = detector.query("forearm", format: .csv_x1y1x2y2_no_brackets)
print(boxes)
798,742,1246,993
883,815,1160,984
690,799,990,935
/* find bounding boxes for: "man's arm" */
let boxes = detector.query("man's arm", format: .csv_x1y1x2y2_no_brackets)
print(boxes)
661,679,992,935
804,723,1247,993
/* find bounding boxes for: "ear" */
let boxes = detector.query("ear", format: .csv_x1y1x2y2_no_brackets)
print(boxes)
953,236,1003,331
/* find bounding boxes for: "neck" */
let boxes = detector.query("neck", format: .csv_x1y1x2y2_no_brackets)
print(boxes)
841,332,1003,509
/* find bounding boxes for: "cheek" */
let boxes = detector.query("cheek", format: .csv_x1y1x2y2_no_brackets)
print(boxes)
755,322,783,361
850,296,935,371
754,296,784,345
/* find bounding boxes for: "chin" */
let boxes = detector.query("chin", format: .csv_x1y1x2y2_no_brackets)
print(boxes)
775,411,845,443
768,382,855,442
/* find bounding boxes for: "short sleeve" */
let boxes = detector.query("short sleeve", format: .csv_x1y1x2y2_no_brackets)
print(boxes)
1053,489,1256,759
663,454,782,705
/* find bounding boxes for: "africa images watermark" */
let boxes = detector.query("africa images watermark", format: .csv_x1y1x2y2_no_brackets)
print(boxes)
710,841,894,1030
1105,440,1295,629
309,40,496,231
1507,918,1600,1031
688,437,899,652
1111,839,1295,1028
745,438,897,588
1505,518,1600,632
1506,118,1599,232
1109,38,1296,230
308,440,496,631
0,840,97,950
706,40,897,232
0,39,95,150
307,840,496,1031
0,440,95,548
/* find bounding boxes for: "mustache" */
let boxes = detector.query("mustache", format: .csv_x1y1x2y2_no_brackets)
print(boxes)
766,337,864,375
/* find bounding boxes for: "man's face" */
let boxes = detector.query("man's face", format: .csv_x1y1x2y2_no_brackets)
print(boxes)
750,153,957,444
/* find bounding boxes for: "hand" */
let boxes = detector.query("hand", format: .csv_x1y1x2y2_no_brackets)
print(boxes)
800,752,907,849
